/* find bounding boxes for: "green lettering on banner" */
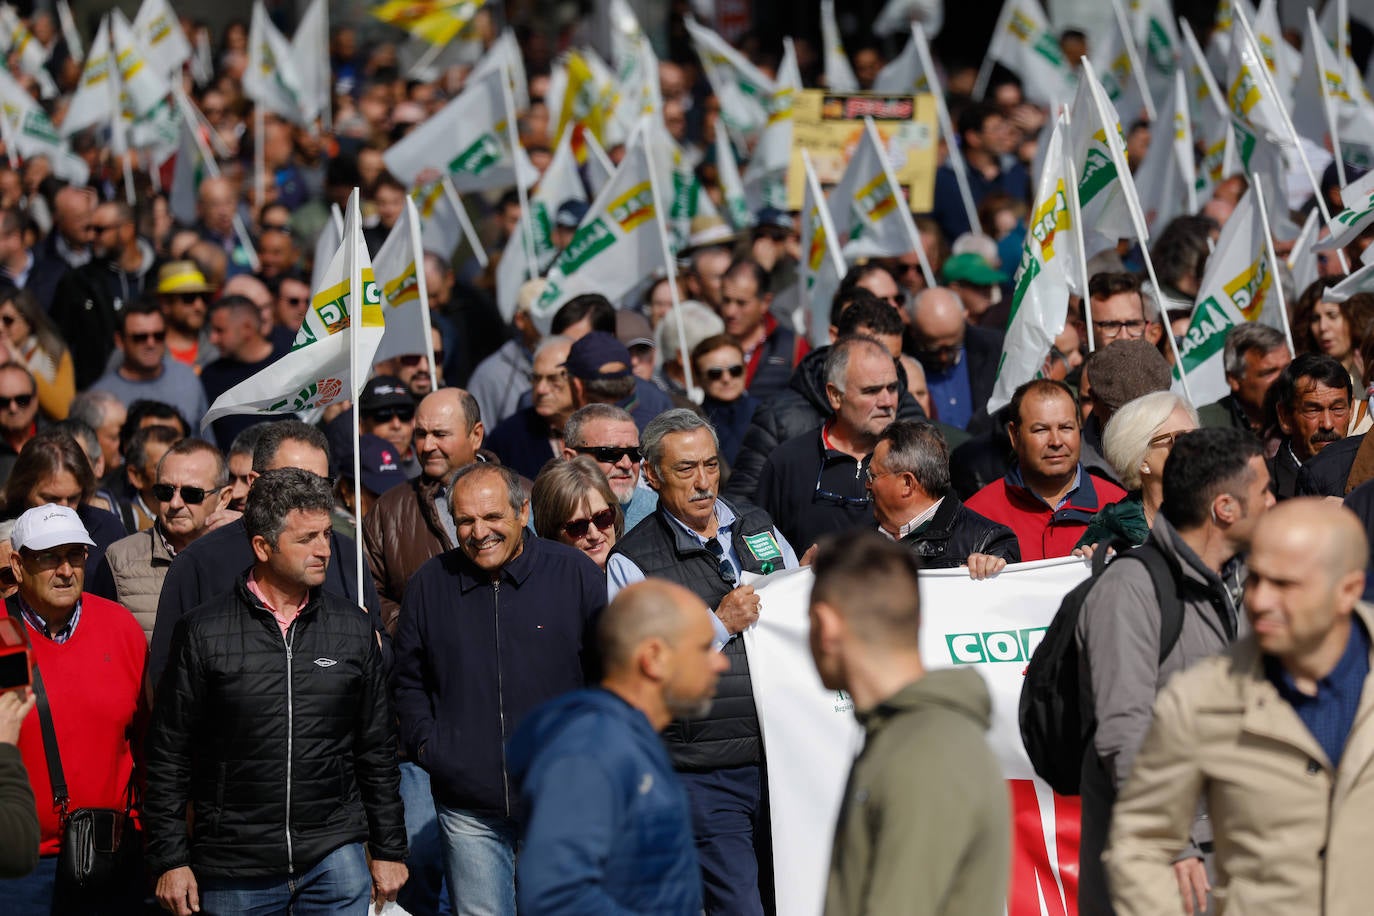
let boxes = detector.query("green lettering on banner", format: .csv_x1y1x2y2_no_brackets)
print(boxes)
945,627,1048,665
1078,148,1116,205
1033,33,1064,68
531,201,554,256
1146,21,1172,70
447,133,502,177
553,217,615,276
1006,247,1040,328
1177,297,1235,375
1231,121,1257,169
743,531,783,563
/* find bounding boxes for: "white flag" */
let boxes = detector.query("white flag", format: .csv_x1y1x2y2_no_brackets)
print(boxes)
373,197,432,365
62,18,114,136
383,67,538,193
1294,9,1374,171
684,18,774,145
1134,69,1197,233
169,112,203,226
529,123,670,332
109,9,170,120
874,28,933,94
799,151,847,348
203,192,384,430
1174,188,1283,405
872,0,942,38
1206,0,1253,80
1132,0,1180,104
985,0,1075,106
133,0,191,75
0,7,56,98
291,0,331,129
470,28,529,113
1068,59,1140,262
1098,0,1152,124
821,0,858,92
0,68,87,183
243,1,313,126
1313,169,1374,252
1181,18,1233,200
988,116,1082,414
1288,207,1321,298
1253,0,1299,105
311,205,343,300
716,128,752,231
830,118,924,262
742,37,799,211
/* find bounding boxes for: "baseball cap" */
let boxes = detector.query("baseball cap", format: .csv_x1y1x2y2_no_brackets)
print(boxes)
941,252,1008,287
359,376,414,415
156,260,216,296
555,199,589,229
565,331,632,380
357,434,409,496
755,207,794,233
11,504,95,553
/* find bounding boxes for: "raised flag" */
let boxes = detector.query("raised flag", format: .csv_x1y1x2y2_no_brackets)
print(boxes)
798,150,847,347
983,0,1075,106
742,37,799,211
554,49,617,145
874,28,931,94
1294,8,1374,174
821,0,859,92
872,0,942,38
62,18,114,136
133,0,191,75
370,0,485,47
372,197,433,364
1098,0,1153,123
1313,169,1374,252
1068,59,1139,262
0,68,88,183
1288,208,1321,298
203,192,384,430
1206,0,1253,80
684,18,774,145
168,113,204,226
1132,0,1180,103
0,7,56,98
1180,18,1234,199
1134,69,1197,233
470,28,529,113
1253,0,1299,104
292,0,331,129
988,116,1082,414
716,128,752,231
244,1,313,127
311,205,343,301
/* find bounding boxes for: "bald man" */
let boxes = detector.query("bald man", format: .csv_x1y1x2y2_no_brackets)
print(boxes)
510,581,727,914
1108,499,1374,915
904,287,1003,434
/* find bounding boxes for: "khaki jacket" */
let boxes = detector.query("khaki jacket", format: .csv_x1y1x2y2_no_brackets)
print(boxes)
361,475,452,635
101,525,174,642
1106,602,1374,915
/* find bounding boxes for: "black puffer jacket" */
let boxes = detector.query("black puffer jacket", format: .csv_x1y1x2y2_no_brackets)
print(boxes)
144,577,407,879
724,346,928,503
898,494,1021,567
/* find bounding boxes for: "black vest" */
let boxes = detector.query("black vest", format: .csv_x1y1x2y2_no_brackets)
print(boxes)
611,499,783,771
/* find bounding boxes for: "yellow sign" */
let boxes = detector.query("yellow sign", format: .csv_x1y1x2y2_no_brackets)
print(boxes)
786,90,938,212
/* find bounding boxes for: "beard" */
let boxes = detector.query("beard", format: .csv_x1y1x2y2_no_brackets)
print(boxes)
664,685,714,720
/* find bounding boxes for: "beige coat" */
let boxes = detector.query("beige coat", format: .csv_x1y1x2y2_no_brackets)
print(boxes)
100,526,174,642
1105,602,1374,915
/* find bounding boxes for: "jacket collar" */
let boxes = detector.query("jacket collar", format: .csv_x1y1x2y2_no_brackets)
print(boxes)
656,497,739,557
896,493,961,543
234,572,324,622
449,534,538,592
1003,464,1102,521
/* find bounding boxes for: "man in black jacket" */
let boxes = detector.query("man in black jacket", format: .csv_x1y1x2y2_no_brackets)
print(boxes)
146,468,408,916
869,420,1019,575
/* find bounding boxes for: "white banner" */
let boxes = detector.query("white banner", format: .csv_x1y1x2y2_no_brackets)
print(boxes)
746,556,1091,916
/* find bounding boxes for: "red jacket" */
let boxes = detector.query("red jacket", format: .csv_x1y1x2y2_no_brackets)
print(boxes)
17,594,146,854
964,468,1126,561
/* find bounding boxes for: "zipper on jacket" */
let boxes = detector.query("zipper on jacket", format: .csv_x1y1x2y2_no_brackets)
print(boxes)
493,580,511,817
283,623,297,875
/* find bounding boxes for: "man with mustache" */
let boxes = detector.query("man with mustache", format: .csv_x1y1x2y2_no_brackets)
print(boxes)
607,409,800,916
1268,354,1353,500
392,463,605,916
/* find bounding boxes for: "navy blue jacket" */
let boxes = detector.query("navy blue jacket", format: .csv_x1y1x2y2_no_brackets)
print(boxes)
509,688,701,916
391,536,605,817
483,406,559,480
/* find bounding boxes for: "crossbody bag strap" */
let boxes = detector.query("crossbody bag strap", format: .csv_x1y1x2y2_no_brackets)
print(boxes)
5,596,68,820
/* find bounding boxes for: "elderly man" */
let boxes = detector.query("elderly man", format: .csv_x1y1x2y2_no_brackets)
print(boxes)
511,580,726,915
155,260,217,369
392,463,605,916
608,409,800,916
201,295,287,451
146,469,408,916
90,438,229,642
90,300,208,431
193,175,252,274
1105,499,1367,915
906,287,1003,433
39,184,94,268
755,336,899,552
483,336,574,480
869,420,1019,576
70,390,127,486
0,505,147,911
809,533,1010,915
1198,323,1291,434
1268,353,1354,499
965,379,1126,560
562,404,658,530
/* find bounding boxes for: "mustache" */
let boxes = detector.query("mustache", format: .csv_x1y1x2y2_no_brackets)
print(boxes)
1311,429,1343,445
466,534,504,551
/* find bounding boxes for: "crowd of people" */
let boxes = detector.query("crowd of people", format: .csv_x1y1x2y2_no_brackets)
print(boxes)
0,1,1368,915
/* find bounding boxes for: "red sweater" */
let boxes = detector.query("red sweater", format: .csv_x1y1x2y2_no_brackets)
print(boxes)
17,594,146,855
965,470,1126,562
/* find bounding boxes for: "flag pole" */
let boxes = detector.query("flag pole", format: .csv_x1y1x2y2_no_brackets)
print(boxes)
440,177,489,268
1110,0,1156,121
500,57,538,281
405,195,439,378
1251,174,1296,357
1308,8,1348,190
865,117,936,288
912,24,981,237
346,188,366,607
172,87,260,270
643,124,695,394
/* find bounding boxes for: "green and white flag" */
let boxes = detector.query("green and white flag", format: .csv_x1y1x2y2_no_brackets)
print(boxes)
384,66,538,193
1068,58,1140,263
202,191,385,430
988,116,1083,414
1131,0,1180,105
1253,0,1299,105
829,117,926,269
372,196,432,365
168,111,205,225
1294,8,1374,171
1098,0,1152,123
742,37,799,211
244,1,313,126
470,28,529,112
1180,18,1234,200
133,0,191,76
0,68,88,183
874,26,933,94
985,0,1075,106
311,205,343,300
0,7,56,98
684,17,775,146
530,122,670,332
1134,69,1197,233
1173,187,1285,405
798,150,848,347
716,127,752,231
290,0,331,130
63,18,115,136
821,0,858,92
1313,169,1374,253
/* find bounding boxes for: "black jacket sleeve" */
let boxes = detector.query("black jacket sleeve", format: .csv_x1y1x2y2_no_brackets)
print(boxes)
724,403,785,502
390,572,433,762
352,623,408,862
0,744,38,879
143,618,204,876
149,552,206,688
86,555,119,604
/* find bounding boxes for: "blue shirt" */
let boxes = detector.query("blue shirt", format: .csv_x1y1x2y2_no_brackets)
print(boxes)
1266,615,1370,768
926,350,974,430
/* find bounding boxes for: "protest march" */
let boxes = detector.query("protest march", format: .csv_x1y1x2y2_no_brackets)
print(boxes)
0,0,1373,914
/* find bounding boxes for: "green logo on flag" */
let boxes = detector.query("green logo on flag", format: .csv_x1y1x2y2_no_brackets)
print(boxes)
553,217,615,276
448,133,502,177
1176,297,1235,376
1078,148,1116,204
1007,248,1041,326
1033,33,1064,68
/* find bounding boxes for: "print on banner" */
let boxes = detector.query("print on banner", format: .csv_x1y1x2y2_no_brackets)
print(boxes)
945,627,1048,665
1224,257,1271,321
448,133,502,178
1228,70,1261,119
1176,297,1235,375
384,263,420,308
265,376,345,413
610,182,654,233
853,173,897,232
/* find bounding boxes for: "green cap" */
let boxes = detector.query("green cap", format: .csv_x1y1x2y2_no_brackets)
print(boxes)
941,252,1008,287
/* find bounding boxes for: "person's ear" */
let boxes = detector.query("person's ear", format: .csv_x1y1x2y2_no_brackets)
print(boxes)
825,383,843,412
250,533,272,564
640,636,669,682
517,498,530,530
643,460,663,492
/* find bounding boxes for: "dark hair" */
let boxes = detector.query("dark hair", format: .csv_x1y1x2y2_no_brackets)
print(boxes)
837,296,905,338
829,287,884,328
956,102,1003,143
209,293,261,323
244,467,334,547
810,530,922,645
690,334,743,369
1272,352,1353,413
530,455,624,542
553,295,616,335
1150,216,1217,293
119,400,190,456
125,425,183,475
878,420,950,498
1088,271,1143,302
117,297,166,335
836,262,898,306
1008,379,1078,428
1160,428,1263,530
251,419,331,474
5,428,96,512
157,436,229,488
1294,277,1342,353
722,258,770,297
228,422,269,460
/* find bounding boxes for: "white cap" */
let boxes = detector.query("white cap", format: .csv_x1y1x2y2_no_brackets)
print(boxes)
10,504,95,553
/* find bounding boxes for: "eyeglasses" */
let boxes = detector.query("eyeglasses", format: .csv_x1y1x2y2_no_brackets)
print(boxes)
175,293,206,304
365,407,415,424
703,364,745,381
574,445,642,464
1092,318,1148,339
282,295,308,306
152,483,224,505
398,354,429,366
128,331,167,344
865,466,898,483
705,538,736,586
561,507,616,539
814,464,871,507
0,393,33,410
884,292,907,309
22,546,88,570
1147,432,1182,451
91,223,126,234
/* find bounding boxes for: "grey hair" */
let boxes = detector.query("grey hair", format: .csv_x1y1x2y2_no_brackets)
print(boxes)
229,422,269,460
641,408,719,476
654,300,724,365
534,334,573,360
449,462,526,515
243,467,333,547
823,334,890,394
68,390,122,433
1102,391,1199,491
564,404,636,448
877,420,951,498
1222,323,1288,379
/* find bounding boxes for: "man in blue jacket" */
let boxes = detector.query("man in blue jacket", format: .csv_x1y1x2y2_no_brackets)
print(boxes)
510,578,728,915
391,463,605,916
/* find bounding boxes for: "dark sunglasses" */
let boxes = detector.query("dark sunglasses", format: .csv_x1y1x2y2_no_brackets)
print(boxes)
366,407,415,423
282,295,308,306
0,314,18,327
574,445,641,463
703,364,745,381
152,483,223,505
398,354,428,366
0,393,33,410
129,331,167,344
561,507,616,539
175,293,205,304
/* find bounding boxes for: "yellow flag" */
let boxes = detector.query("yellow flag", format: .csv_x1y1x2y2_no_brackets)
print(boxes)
371,0,485,47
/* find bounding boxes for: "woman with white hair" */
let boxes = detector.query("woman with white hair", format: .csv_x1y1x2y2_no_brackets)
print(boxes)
1076,391,1198,550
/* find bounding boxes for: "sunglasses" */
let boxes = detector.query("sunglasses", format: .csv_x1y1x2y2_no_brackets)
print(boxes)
398,354,428,366
152,483,224,505
366,407,415,423
703,364,745,381
129,331,167,344
282,295,308,306
0,314,19,327
574,445,641,464
0,393,33,410
175,293,206,304
561,507,616,539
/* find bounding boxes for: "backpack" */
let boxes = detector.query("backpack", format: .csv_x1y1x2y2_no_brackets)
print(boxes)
1018,540,1185,796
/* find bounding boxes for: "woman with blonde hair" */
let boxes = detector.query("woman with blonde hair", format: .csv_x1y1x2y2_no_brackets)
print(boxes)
531,456,624,570
0,288,73,420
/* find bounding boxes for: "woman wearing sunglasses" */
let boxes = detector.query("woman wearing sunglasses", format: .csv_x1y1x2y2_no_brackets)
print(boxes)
0,288,73,422
691,334,757,466
531,457,624,571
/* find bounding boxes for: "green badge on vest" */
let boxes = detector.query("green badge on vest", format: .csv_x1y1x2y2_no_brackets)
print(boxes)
743,531,783,566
